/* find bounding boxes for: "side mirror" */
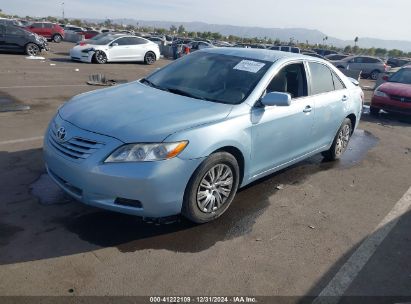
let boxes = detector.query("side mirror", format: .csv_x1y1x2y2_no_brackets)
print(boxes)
348,77,359,86
261,92,291,107
111,42,118,47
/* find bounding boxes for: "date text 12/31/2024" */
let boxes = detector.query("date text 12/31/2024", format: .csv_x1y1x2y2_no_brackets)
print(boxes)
149,296,257,303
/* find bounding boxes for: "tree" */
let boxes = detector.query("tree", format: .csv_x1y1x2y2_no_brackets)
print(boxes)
103,18,112,27
354,37,359,46
170,25,177,33
177,25,185,35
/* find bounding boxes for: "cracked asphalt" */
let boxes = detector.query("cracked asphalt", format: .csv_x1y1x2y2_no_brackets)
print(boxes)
0,42,410,303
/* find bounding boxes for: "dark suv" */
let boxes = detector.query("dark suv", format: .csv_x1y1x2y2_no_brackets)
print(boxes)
0,24,48,56
387,57,411,68
26,22,64,43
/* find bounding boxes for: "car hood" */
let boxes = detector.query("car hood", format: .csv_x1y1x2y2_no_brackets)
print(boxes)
379,82,411,97
59,81,233,143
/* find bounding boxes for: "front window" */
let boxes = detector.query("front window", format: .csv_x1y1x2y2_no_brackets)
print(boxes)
389,68,411,85
142,52,272,104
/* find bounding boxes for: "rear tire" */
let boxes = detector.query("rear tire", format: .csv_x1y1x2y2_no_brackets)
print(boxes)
322,118,352,161
144,51,156,65
52,34,62,43
370,106,380,116
93,50,107,64
182,152,240,224
25,43,40,56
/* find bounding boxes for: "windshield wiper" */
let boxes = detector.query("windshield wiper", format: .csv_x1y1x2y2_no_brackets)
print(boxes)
165,87,221,102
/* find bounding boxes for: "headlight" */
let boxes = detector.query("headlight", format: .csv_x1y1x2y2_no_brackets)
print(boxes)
374,90,388,98
105,141,188,163
81,48,95,53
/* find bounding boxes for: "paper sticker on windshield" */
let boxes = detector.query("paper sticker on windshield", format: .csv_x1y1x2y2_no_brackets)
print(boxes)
233,60,265,73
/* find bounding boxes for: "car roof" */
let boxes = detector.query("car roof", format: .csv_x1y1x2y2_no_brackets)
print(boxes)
201,47,309,62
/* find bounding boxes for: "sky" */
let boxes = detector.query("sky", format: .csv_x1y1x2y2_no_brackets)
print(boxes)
1,0,410,41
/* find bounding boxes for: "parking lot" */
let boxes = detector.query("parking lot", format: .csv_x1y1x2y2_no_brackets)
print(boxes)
0,42,411,302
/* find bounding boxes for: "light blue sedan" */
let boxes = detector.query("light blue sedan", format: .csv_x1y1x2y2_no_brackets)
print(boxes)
44,48,363,223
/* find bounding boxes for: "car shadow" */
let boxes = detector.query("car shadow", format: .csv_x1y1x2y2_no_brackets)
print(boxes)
0,130,378,265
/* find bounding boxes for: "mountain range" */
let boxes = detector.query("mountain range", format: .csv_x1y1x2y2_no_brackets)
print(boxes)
86,19,411,52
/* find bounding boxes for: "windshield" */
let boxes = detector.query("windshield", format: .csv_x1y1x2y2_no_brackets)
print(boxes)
389,68,411,85
143,52,271,104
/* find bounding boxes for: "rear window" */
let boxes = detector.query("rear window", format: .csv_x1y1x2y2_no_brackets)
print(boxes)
308,62,335,95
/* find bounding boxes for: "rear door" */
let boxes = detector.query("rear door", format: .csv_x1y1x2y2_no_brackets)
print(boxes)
307,61,347,148
42,23,53,38
128,37,150,61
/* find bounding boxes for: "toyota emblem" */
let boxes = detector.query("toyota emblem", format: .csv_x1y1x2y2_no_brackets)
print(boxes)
56,127,67,141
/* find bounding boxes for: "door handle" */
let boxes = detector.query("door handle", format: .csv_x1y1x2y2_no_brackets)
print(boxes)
342,95,349,101
303,105,312,113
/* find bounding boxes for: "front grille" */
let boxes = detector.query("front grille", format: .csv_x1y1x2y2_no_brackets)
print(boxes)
390,95,411,103
48,122,105,160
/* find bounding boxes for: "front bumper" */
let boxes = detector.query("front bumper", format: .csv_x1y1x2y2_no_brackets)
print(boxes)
371,96,411,115
43,114,204,218
69,48,93,62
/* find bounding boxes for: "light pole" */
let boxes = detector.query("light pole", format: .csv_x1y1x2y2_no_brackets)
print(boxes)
61,2,65,20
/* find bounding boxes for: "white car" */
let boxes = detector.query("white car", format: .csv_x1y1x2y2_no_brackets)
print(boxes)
70,34,160,64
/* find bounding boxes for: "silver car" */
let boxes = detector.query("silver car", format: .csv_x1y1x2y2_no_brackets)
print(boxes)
332,55,388,80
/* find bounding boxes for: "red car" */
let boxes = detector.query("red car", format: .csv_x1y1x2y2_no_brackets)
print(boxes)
371,66,411,116
76,30,100,39
26,22,65,43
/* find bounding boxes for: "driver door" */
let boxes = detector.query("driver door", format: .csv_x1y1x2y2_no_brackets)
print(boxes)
108,37,132,61
250,61,316,177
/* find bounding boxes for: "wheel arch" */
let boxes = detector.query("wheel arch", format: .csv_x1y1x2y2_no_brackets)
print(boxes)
212,146,245,186
346,113,356,134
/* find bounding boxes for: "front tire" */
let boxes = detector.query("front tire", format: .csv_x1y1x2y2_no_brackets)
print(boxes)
25,43,40,56
322,118,352,161
144,51,156,65
52,34,62,43
182,152,240,223
93,50,107,64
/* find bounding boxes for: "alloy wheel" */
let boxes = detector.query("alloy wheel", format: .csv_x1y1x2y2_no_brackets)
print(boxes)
196,164,233,213
27,44,40,56
335,124,350,156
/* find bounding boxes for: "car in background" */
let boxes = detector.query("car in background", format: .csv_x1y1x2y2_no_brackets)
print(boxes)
187,41,214,51
371,66,411,116
270,45,300,53
0,18,23,26
213,41,233,47
75,29,100,39
302,52,328,60
332,55,388,80
70,34,160,64
0,23,48,56
386,57,411,68
147,36,167,46
26,22,64,43
44,48,362,223
313,48,339,56
63,25,85,34
326,54,349,61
